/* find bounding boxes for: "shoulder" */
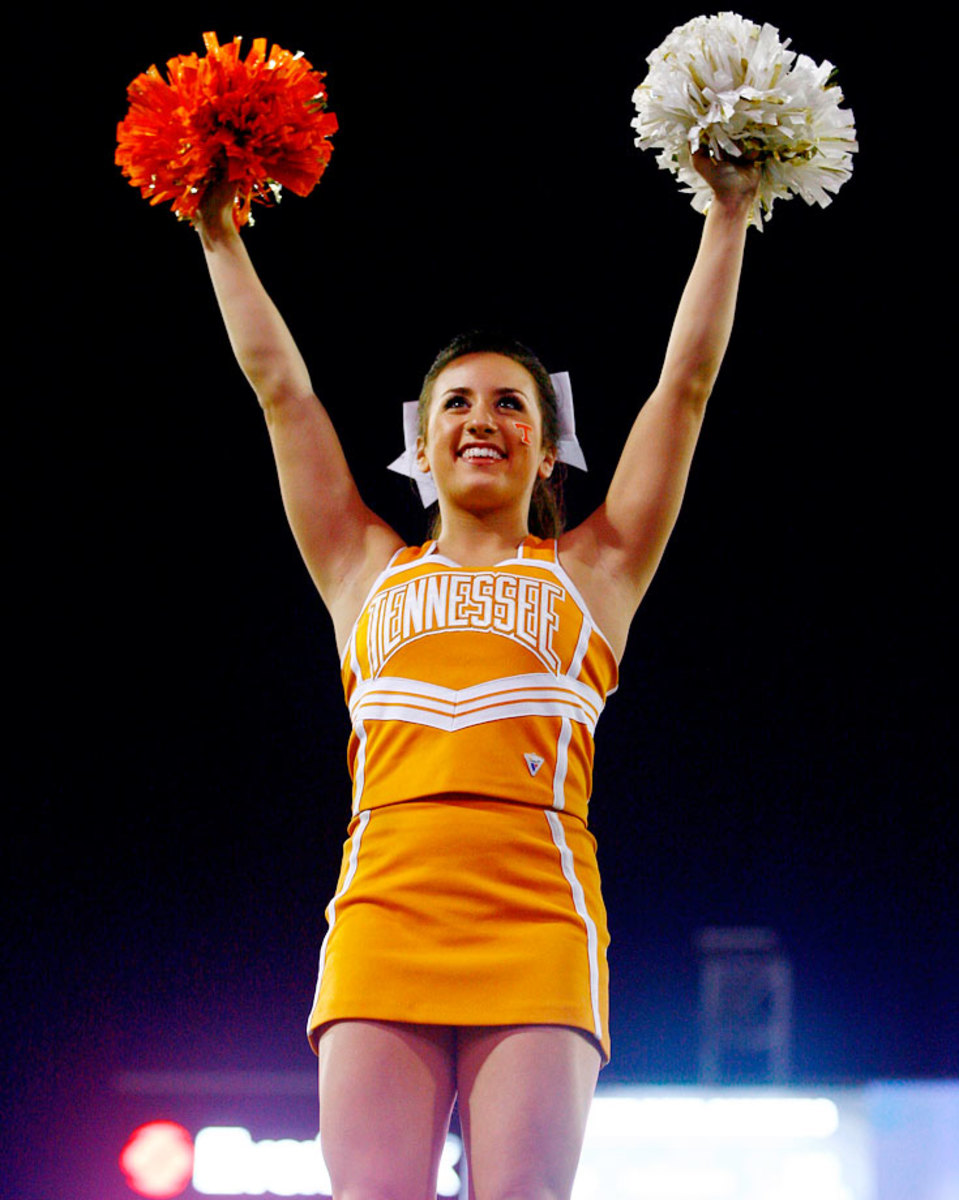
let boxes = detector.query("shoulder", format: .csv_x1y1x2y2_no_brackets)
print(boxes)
556,523,639,662
328,528,411,654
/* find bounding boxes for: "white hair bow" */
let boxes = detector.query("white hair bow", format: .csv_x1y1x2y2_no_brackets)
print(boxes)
387,371,587,507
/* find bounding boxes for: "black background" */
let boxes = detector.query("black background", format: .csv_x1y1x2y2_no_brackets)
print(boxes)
6,2,955,1192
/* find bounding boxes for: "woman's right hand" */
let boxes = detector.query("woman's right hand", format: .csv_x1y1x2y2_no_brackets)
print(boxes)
195,177,239,245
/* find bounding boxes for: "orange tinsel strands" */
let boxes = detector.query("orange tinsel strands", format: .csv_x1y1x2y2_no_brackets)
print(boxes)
116,31,338,225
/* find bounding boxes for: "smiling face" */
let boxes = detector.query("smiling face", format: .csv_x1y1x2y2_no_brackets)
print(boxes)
416,352,556,519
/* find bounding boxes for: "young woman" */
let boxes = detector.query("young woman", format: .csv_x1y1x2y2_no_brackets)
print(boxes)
195,149,759,1200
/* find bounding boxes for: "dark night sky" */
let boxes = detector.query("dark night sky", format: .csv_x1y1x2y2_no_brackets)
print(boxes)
5,2,955,1190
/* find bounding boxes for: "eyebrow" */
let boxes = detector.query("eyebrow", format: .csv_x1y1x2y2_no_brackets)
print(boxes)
440,385,531,397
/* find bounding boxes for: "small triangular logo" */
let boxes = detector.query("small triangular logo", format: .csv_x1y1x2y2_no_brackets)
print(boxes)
524,753,545,777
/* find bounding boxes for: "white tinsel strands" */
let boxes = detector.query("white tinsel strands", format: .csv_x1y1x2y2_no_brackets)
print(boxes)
631,12,858,226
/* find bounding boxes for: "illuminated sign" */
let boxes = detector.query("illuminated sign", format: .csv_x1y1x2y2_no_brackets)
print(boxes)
192,1127,463,1196
119,1122,195,1198
111,1085,959,1198
119,1124,463,1198
573,1095,858,1200
584,1094,840,1139
118,1094,861,1199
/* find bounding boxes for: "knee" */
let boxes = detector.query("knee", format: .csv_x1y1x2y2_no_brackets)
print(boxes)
328,1149,453,1200
333,1186,422,1200
332,1164,450,1200
486,1190,566,1200
336,1185,396,1195
480,1182,569,1200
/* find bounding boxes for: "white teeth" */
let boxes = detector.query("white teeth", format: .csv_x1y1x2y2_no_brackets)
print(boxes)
461,446,505,460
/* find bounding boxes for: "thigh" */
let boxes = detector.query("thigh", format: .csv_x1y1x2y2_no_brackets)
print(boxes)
456,1024,601,1200
318,1019,457,1200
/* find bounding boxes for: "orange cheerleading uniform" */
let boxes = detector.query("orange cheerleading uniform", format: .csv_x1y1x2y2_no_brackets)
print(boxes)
307,536,619,1060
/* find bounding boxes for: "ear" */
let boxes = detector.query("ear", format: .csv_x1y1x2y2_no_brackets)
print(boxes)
415,435,431,475
538,448,556,480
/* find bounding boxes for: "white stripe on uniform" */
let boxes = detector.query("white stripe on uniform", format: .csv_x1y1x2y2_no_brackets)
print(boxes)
544,810,604,1046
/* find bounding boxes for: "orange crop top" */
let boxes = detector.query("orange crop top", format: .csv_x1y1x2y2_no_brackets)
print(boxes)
340,537,619,824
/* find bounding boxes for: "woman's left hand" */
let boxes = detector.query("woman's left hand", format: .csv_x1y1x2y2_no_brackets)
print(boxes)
691,148,761,206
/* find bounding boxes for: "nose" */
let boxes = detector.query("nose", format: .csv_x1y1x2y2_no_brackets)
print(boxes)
467,400,498,434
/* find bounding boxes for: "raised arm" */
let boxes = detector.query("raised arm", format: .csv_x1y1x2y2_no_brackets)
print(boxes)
561,154,760,656
195,184,402,645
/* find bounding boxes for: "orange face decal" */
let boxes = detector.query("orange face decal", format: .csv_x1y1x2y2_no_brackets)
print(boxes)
514,422,533,445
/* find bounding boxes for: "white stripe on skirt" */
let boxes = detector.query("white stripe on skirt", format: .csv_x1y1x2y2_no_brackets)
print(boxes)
544,810,604,1046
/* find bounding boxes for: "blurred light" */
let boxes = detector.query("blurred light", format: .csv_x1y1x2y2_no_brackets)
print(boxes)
613,1165,738,1198
777,1151,850,1200
193,1127,329,1196
191,1127,462,1196
119,1121,194,1199
437,1137,464,1196
586,1095,839,1139
116,1082,958,1200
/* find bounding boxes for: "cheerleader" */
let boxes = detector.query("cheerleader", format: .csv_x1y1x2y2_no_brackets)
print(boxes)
193,150,759,1198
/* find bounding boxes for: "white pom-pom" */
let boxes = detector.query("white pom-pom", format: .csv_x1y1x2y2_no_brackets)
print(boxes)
631,12,858,226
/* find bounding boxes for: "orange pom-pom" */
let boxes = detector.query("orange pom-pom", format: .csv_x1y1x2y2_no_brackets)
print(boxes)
116,31,338,225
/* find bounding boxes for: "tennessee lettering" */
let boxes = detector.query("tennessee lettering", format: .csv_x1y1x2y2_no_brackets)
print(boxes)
366,572,565,674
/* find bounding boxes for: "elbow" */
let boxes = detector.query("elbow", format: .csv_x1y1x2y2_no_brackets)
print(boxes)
655,371,715,419
678,375,714,414
244,359,312,414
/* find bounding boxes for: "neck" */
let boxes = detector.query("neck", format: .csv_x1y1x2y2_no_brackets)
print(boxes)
433,506,531,567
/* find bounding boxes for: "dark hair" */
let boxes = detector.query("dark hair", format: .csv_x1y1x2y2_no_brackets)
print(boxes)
417,331,566,539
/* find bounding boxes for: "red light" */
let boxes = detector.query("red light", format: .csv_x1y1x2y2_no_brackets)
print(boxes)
119,1121,194,1198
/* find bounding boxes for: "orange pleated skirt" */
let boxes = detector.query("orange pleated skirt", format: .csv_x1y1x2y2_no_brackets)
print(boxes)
307,797,610,1062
